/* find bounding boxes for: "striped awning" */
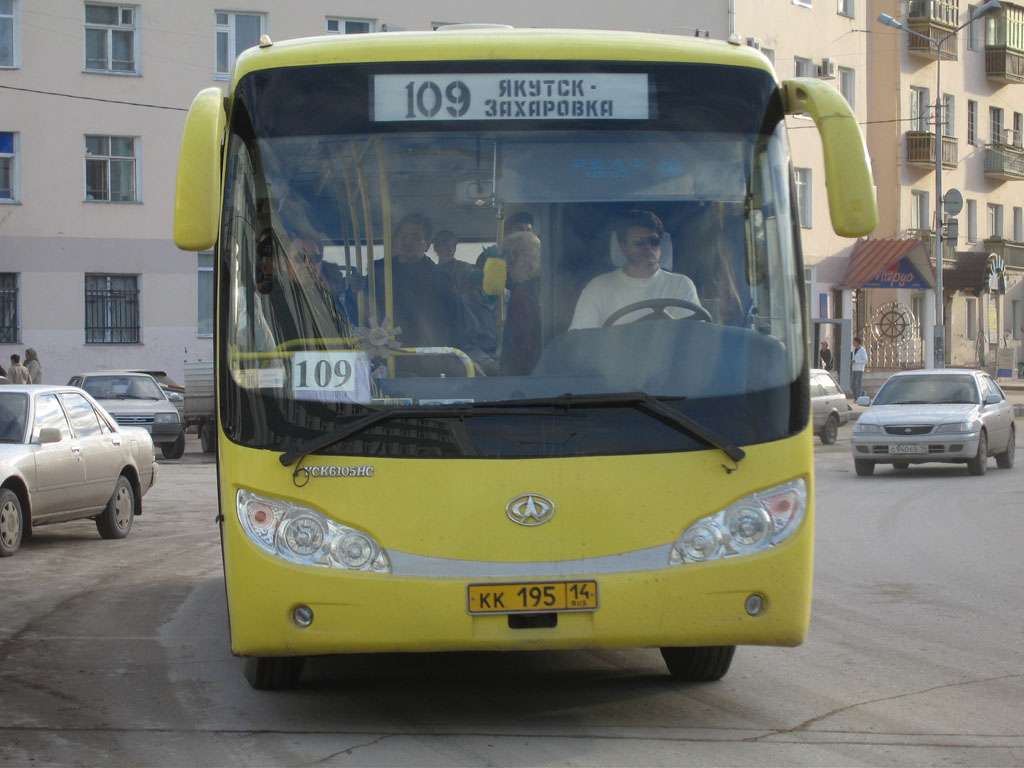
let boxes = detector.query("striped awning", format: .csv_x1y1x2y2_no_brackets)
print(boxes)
838,238,934,290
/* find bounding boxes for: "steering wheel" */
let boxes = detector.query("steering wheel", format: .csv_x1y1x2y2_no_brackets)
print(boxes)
602,298,712,327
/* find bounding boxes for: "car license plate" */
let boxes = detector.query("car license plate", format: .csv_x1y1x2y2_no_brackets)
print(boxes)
467,580,599,615
888,444,926,454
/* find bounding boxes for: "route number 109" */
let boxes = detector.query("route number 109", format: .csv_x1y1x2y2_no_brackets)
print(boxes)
405,80,471,119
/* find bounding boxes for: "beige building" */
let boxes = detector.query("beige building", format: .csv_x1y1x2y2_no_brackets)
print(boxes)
10,1,1016,387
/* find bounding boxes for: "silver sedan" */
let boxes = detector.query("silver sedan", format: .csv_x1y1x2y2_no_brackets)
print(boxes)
0,385,158,556
851,369,1015,476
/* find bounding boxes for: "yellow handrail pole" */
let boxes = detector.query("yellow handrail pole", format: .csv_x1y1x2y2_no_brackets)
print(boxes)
330,146,366,325
350,138,378,324
375,136,394,378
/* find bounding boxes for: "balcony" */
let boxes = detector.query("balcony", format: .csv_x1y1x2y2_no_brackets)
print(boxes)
906,131,959,168
907,0,960,60
984,142,1024,179
985,45,1024,82
983,237,1024,269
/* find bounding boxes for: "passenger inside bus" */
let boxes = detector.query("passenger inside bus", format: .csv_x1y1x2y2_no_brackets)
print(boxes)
568,210,706,329
499,230,543,376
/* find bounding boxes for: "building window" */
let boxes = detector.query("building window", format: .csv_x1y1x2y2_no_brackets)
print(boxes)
966,297,978,340
910,87,930,132
84,4,138,74
1013,299,1023,340
761,47,776,67
325,17,374,34
215,11,264,77
968,100,978,145
988,203,1004,239
911,189,929,231
839,66,855,108
0,272,17,343
990,106,1005,144
837,0,854,17
967,199,978,243
794,56,816,77
0,130,16,201
85,274,139,343
912,294,926,338
1,0,18,68
968,4,984,50
1014,112,1023,147
85,135,137,202
943,94,955,137
198,251,214,337
795,167,812,227
1014,206,1022,241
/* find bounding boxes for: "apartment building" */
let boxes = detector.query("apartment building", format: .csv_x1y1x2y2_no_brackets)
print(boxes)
862,0,1024,373
1,1,888,385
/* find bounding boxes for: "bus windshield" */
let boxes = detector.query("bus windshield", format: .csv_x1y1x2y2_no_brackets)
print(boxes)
220,61,806,459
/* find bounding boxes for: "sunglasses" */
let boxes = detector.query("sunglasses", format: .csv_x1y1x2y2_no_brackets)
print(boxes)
626,235,661,247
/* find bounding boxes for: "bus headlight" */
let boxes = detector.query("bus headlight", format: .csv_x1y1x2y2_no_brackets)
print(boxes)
670,478,807,565
237,489,390,572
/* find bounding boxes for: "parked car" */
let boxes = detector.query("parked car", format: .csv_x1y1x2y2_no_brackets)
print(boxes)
810,368,849,444
0,385,158,556
68,372,186,459
851,369,1015,476
127,370,185,418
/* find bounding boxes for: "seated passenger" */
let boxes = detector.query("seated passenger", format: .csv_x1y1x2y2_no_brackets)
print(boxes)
569,210,704,329
500,231,543,376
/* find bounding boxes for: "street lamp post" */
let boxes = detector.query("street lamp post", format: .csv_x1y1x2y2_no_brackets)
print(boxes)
878,1,1000,369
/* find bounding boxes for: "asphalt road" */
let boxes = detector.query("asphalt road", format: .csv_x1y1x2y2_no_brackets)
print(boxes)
1,431,1022,767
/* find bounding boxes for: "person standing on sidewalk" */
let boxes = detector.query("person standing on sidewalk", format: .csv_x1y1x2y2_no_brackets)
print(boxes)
851,337,868,399
24,348,42,384
7,354,30,384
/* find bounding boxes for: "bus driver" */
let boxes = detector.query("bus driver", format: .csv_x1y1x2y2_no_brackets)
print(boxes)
569,209,704,329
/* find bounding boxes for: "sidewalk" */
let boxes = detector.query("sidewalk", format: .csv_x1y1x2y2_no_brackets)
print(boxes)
848,378,1024,420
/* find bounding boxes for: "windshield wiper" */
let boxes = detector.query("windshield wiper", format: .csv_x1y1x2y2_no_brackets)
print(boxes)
280,391,744,468
506,392,745,464
279,403,564,466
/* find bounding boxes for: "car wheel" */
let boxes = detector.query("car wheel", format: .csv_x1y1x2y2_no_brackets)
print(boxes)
854,459,875,476
0,489,24,557
96,476,134,539
819,414,839,445
244,656,306,690
996,426,1015,469
199,422,217,454
660,646,735,682
161,432,186,460
967,431,988,476
892,461,910,470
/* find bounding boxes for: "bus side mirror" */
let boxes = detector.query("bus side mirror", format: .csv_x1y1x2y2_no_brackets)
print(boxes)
781,78,878,238
174,88,227,252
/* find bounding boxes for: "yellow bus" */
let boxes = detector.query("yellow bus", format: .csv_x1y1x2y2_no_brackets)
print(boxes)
174,26,876,689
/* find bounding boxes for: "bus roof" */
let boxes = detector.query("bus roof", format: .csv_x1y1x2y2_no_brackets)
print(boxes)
230,28,776,89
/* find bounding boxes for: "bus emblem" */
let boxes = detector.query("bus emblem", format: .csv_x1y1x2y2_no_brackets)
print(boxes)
507,494,555,526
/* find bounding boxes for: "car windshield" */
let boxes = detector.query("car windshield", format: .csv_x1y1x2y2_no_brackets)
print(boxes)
219,61,807,459
0,392,29,442
81,376,164,401
873,375,978,405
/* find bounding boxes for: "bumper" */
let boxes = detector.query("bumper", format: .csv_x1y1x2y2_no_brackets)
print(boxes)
152,424,183,444
851,431,980,463
222,523,814,658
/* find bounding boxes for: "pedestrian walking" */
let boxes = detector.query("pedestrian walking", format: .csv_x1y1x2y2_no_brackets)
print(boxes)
24,348,42,384
7,354,30,384
851,336,868,399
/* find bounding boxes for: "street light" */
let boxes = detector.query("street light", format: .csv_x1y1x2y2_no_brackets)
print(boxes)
877,0,1000,369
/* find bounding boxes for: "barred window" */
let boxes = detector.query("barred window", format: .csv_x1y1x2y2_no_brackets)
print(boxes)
85,134,137,202
0,272,18,344
85,273,139,343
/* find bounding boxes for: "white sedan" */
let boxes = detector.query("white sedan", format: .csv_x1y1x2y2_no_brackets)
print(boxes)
851,369,1015,476
0,385,158,556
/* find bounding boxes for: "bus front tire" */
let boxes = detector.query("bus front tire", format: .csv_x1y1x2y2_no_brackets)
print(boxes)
660,645,735,682
244,656,306,690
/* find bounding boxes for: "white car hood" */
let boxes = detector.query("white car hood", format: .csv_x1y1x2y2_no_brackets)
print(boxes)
860,403,979,426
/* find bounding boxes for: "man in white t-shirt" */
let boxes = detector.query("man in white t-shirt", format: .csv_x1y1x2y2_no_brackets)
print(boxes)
569,210,704,329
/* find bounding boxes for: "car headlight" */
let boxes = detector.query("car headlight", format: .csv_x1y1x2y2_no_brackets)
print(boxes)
154,412,180,424
934,420,978,434
853,422,883,434
237,489,390,572
670,479,807,565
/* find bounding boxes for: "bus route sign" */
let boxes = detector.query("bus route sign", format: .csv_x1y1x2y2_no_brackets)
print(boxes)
373,73,650,122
